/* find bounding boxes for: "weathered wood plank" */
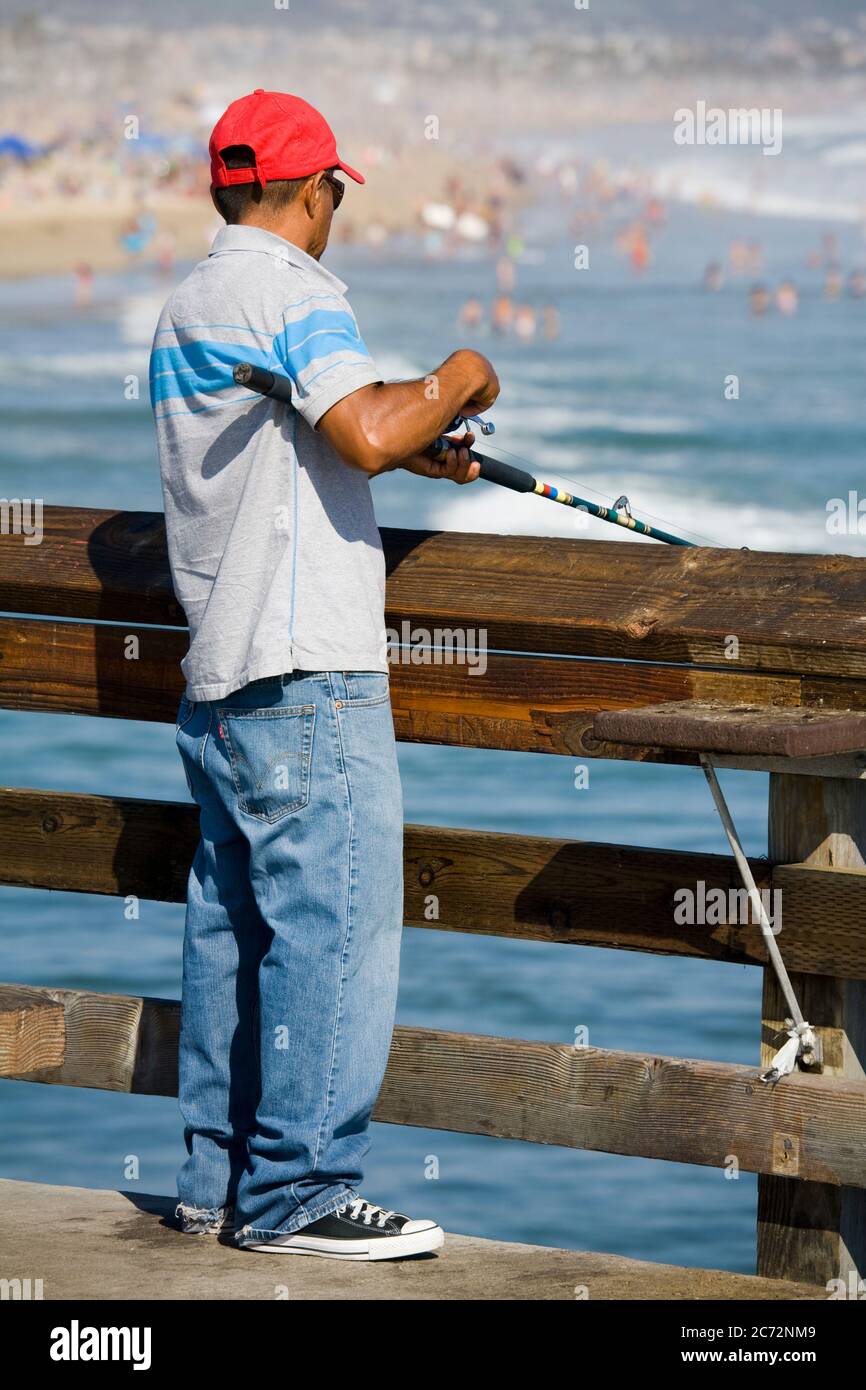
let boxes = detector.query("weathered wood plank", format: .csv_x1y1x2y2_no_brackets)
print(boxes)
759,776,866,1285
5,984,866,1187
773,863,866,978
0,984,166,1092
0,984,65,1075
4,507,866,676
407,828,769,964
4,788,866,978
0,508,184,625
0,788,198,902
5,616,866,775
595,701,866,758
0,616,187,722
382,1027,866,1186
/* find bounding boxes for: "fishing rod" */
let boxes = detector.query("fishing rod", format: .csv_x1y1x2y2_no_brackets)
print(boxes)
232,362,694,547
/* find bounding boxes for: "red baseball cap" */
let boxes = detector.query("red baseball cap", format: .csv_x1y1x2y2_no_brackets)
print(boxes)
209,89,364,189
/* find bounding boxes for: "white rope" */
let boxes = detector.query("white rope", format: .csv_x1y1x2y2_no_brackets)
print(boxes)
699,755,817,1083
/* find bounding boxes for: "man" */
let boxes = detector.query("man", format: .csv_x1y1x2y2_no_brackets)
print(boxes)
149,89,499,1261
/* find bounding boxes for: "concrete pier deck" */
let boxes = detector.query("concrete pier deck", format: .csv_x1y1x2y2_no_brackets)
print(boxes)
0,1179,827,1301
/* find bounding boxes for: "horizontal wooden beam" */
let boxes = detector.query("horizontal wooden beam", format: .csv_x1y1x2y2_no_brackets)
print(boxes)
4,616,866,772
0,616,187,723
5,983,865,1185
0,508,183,626
595,701,866,758
4,506,866,678
0,787,196,902
381,1027,866,1186
404,828,866,980
2,788,866,979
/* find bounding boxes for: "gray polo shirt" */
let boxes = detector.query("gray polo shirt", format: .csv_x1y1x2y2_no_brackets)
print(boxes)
149,224,387,701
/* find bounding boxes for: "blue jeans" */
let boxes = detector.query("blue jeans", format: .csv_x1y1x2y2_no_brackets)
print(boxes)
173,670,403,1241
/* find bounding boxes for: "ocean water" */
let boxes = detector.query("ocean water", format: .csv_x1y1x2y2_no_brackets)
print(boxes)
1,195,865,1275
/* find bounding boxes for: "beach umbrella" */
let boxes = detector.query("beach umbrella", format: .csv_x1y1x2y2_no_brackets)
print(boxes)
0,134,40,160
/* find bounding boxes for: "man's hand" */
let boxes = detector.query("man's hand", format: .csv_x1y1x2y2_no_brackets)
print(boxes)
458,358,500,418
397,431,481,484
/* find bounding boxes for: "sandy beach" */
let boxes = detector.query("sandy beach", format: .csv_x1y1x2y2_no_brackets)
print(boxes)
2,11,858,280
0,145,525,278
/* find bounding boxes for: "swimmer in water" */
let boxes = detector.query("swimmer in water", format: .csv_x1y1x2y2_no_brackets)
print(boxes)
74,262,94,307
542,304,560,340
775,280,799,315
458,297,484,330
848,269,866,299
491,295,514,334
749,283,771,316
513,304,536,340
824,264,843,301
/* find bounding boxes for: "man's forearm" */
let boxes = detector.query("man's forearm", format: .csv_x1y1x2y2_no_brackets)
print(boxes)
365,351,490,471
316,348,495,475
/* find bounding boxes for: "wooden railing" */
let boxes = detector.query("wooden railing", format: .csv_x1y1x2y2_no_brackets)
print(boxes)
2,506,866,1288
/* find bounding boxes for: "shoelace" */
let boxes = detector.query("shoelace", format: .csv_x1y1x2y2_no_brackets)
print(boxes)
338,1198,397,1228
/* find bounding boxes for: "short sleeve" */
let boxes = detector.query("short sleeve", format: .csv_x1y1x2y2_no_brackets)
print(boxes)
271,290,383,429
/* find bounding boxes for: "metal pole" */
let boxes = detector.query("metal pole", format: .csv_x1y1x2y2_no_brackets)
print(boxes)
699,754,806,1030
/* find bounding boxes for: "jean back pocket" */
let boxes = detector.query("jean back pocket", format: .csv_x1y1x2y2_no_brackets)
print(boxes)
216,704,316,822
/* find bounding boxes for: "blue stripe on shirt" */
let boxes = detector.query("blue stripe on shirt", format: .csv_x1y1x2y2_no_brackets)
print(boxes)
273,308,372,381
149,307,373,407
149,341,272,405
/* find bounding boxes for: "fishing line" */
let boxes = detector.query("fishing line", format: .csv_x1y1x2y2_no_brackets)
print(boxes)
391,372,718,546
473,437,723,549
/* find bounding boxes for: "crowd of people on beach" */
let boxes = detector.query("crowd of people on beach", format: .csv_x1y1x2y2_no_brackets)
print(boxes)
5,33,864,343
701,231,866,315
458,252,560,343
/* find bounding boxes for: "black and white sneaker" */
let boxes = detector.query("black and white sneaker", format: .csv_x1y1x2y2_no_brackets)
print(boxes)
236,1197,444,1260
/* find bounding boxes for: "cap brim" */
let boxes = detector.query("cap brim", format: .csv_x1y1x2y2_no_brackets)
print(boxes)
335,156,364,185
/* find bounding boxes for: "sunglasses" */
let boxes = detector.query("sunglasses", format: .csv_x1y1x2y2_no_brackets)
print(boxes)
322,170,345,210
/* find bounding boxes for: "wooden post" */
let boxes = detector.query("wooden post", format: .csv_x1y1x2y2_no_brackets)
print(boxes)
759,773,866,1285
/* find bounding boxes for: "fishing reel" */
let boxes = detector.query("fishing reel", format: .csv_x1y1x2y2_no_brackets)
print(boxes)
446,412,496,437
427,412,495,466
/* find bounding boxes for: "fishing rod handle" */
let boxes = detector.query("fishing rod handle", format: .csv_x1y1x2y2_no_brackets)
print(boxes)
426,435,537,494
475,454,537,493
233,362,294,405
